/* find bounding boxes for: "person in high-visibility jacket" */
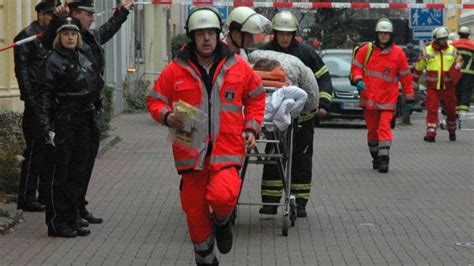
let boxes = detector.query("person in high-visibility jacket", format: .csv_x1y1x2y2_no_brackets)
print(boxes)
351,18,414,173
414,27,463,142
147,7,265,266
451,26,474,120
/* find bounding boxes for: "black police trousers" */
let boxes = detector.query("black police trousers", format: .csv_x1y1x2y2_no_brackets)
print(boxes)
261,118,315,207
18,103,46,208
45,113,93,229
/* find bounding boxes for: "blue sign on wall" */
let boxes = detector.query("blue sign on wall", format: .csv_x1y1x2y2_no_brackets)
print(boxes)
413,28,433,41
409,8,444,28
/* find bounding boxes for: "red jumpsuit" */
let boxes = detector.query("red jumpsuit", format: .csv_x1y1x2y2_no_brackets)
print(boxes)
351,43,414,165
413,43,463,139
147,43,265,260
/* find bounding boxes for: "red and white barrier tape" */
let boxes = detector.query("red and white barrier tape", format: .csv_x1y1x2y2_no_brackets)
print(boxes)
149,1,474,9
0,33,42,52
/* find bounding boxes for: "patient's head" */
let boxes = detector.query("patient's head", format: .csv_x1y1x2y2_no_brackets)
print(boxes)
253,58,290,88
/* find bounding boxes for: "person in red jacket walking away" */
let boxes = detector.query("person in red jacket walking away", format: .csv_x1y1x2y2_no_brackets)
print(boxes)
147,6,265,266
351,18,414,173
414,27,463,142
451,26,474,126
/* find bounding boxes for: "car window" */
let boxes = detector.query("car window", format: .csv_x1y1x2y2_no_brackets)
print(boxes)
322,54,352,77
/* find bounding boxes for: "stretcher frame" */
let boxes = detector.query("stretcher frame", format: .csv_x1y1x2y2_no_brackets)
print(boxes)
230,87,297,236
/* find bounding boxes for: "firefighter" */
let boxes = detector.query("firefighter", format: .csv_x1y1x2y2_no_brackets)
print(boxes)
43,0,135,225
13,0,61,213
37,17,103,237
223,6,270,60
351,18,414,173
259,11,333,217
451,26,474,124
147,7,265,265
414,27,463,142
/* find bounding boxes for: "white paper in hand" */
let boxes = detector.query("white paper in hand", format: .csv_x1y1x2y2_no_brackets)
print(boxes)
47,131,56,147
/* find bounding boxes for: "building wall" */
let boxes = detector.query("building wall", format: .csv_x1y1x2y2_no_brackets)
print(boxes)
0,0,38,112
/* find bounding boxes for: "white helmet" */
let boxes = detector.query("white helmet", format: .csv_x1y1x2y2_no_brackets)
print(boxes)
227,7,271,35
459,26,471,35
272,12,298,32
375,18,393,33
433,27,449,39
185,7,222,37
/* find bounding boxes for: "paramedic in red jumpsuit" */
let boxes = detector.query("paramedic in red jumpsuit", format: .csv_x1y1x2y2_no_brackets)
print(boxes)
351,19,414,173
147,7,265,266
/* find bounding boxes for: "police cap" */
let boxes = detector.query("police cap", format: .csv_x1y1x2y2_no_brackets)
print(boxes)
35,0,61,13
68,0,96,13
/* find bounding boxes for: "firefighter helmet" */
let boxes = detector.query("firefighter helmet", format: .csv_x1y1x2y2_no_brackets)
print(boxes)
433,27,449,39
459,26,471,35
227,7,271,35
375,18,393,33
271,12,298,32
185,6,222,38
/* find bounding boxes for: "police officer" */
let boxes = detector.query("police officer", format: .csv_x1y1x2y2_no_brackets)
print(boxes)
38,17,103,237
13,0,60,213
259,11,333,217
451,26,474,124
44,0,135,224
223,6,270,60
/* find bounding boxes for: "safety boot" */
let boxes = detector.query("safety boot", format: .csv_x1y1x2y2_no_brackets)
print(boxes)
372,159,380,170
423,135,435,143
213,218,233,254
296,205,307,217
449,133,456,141
377,155,389,173
48,224,78,238
79,208,103,224
259,205,278,215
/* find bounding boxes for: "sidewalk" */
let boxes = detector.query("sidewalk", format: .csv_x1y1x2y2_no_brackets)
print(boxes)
0,112,472,265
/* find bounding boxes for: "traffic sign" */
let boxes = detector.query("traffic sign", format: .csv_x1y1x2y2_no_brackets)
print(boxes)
409,8,444,28
413,28,433,41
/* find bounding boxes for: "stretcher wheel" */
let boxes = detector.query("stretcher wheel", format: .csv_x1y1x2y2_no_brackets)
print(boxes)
282,216,289,236
289,197,297,227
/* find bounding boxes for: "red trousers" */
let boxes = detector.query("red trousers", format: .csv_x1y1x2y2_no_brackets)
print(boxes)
364,109,394,142
180,157,241,243
425,86,457,136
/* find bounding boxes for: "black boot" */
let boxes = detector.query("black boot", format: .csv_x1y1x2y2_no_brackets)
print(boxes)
378,155,389,173
259,205,278,215
449,133,456,141
20,201,46,212
423,135,435,142
80,208,103,224
372,159,380,170
48,224,78,238
213,217,233,254
296,205,307,218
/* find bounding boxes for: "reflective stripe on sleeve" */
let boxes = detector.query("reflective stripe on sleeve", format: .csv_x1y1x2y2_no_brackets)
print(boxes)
148,90,170,105
315,65,329,79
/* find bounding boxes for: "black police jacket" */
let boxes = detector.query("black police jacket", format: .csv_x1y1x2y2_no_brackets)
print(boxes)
37,47,104,135
13,21,49,107
43,8,130,77
261,39,334,110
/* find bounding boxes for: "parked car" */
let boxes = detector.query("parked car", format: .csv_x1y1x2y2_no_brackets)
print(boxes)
317,49,426,127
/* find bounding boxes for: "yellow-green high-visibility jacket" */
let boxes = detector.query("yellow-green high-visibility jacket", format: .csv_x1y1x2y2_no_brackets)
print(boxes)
414,44,463,90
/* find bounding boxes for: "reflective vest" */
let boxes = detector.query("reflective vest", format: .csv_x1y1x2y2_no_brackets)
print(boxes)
451,38,474,75
351,43,414,110
414,44,463,89
147,54,265,173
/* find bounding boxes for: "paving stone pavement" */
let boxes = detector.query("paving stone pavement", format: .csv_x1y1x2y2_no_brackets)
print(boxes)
0,112,472,265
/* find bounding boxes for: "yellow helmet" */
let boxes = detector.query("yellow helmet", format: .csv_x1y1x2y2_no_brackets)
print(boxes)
375,18,393,33
271,12,298,32
185,7,222,37
227,7,271,35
